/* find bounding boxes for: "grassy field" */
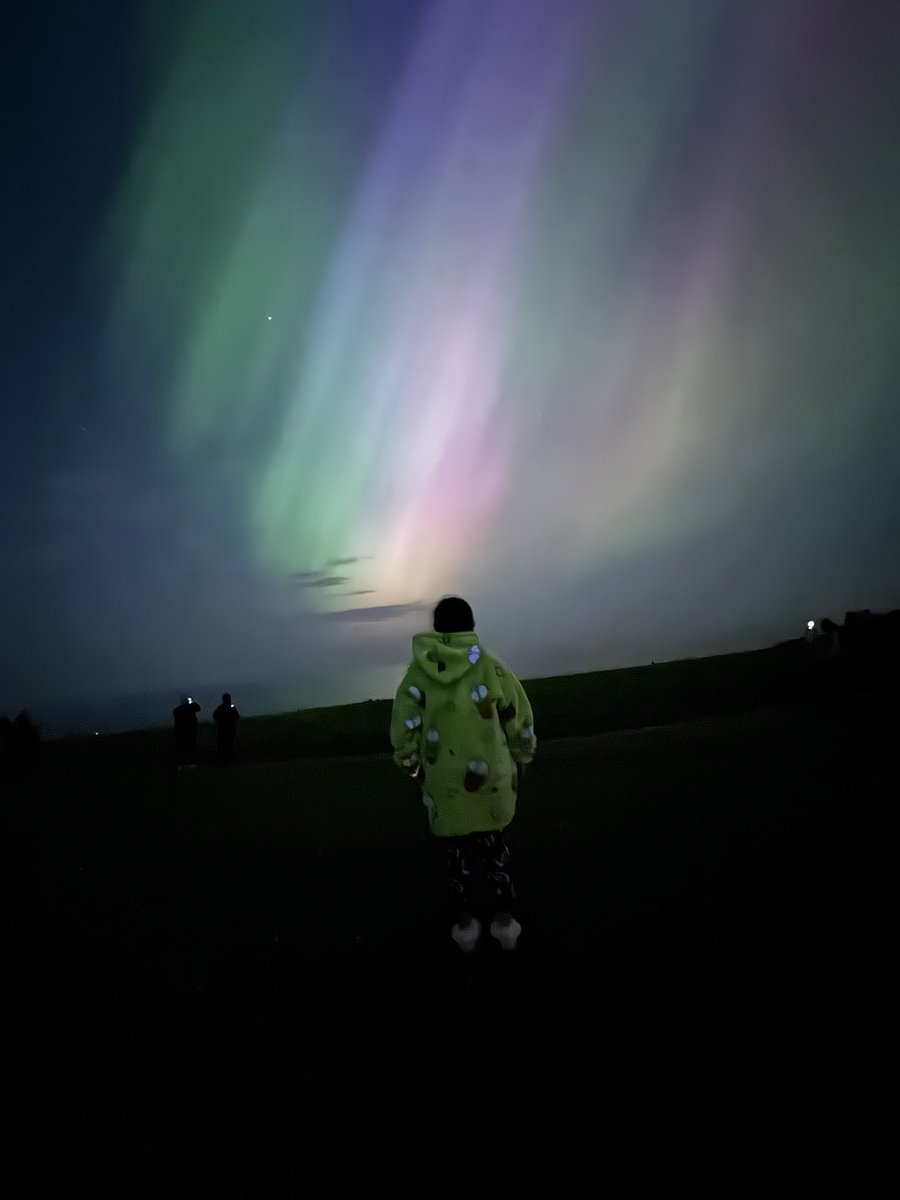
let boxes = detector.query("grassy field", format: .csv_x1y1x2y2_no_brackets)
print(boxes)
45,640,813,768
4,671,896,1190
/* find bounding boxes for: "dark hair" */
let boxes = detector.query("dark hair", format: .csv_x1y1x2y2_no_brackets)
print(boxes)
223,692,231,703
433,596,475,633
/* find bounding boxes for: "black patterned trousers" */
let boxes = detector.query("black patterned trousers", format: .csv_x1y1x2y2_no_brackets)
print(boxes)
442,830,516,923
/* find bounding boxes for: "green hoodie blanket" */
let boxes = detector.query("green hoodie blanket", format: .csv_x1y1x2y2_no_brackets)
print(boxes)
390,631,536,838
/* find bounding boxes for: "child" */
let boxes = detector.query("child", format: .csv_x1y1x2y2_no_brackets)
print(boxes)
390,596,536,953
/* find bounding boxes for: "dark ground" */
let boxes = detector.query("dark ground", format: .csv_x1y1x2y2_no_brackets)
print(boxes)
3,695,897,1194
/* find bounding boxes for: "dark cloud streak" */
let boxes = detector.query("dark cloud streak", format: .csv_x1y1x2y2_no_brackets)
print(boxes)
289,572,350,588
319,602,428,623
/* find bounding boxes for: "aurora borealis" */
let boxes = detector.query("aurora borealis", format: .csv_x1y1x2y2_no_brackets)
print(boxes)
4,0,899,732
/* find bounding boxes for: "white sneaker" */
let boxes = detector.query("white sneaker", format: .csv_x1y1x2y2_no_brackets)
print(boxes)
451,918,482,954
490,917,522,952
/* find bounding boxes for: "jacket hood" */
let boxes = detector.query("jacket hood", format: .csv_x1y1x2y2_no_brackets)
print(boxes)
412,631,484,684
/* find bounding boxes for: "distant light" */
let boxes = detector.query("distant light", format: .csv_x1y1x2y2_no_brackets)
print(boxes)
807,620,815,631
267,314,272,321
95,730,100,737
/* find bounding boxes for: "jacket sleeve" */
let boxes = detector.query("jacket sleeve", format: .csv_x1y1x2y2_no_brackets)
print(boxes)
492,660,537,764
390,670,424,775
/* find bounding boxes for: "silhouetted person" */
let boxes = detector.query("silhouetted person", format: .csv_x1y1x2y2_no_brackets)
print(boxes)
809,617,845,709
173,696,201,767
12,712,41,775
213,693,240,765
0,716,15,779
818,618,842,660
390,596,536,956
843,610,877,693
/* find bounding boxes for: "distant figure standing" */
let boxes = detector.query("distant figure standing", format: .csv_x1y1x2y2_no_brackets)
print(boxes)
0,716,16,779
13,712,42,774
173,696,201,767
213,693,240,764
818,618,842,660
843,609,877,693
809,617,845,710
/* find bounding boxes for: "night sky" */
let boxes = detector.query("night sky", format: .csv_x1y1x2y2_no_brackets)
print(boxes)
3,0,899,734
